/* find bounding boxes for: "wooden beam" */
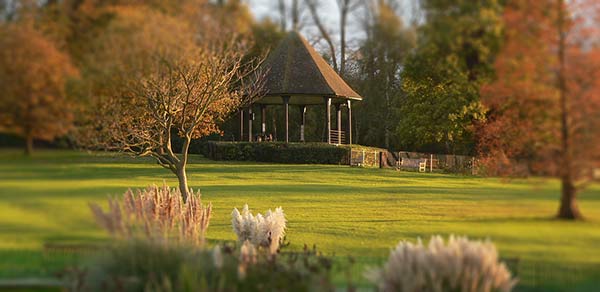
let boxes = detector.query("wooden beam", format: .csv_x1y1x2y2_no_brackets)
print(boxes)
261,105,266,135
300,105,306,142
283,96,290,143
347,100,352,145
325,97,331,144
336,103,342,144
239,109,244,141
247,107,253,142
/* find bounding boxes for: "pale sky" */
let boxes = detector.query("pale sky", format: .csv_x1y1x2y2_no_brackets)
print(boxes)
247,0,350,44
246,0,417,53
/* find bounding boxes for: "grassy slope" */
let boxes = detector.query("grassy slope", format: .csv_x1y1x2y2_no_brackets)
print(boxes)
1,149,599,289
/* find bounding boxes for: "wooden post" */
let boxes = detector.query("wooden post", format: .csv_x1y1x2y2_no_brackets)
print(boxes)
325,97,331,144
347,100,352,145
261,105,266,135
300,105,306,142
239,109,244,141
430,154,433,173
283,96,290,143
247,107,253,142
336,103,342,144
361,150,365,166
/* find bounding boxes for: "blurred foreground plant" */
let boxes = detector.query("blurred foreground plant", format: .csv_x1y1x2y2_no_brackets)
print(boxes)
89,184,211,246
77,240,334,292
366,235,517,292
231,204,286,254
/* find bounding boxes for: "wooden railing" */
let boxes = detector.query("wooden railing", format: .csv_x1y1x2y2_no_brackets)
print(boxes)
330,130,346,144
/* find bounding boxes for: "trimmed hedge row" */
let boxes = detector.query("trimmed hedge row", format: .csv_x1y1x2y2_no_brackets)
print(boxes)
205,141,351,165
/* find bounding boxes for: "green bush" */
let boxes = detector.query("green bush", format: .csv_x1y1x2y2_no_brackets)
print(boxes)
205,142,350,165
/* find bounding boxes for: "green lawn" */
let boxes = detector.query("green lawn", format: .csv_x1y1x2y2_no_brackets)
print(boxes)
1,149,600,290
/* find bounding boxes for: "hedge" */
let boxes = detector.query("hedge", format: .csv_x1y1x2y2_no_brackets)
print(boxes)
205,141,351,165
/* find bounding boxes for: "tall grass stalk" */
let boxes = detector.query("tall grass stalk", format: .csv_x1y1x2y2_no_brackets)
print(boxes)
89,184,211,246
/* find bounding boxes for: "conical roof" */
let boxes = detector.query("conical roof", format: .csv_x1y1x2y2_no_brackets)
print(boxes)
256,31,362,105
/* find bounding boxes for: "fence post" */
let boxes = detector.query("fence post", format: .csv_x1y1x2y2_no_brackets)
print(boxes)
361,150,365,166
430,154,433,173
374,151,376,167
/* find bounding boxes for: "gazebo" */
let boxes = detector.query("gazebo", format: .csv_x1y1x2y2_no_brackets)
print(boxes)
240,31,362,144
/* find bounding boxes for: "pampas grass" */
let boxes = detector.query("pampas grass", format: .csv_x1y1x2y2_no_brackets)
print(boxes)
89,184,211,246
366,235,517,292
232,204,286,254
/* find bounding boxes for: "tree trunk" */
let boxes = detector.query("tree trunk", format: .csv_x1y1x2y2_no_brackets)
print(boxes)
278,0,287,31
176,166,190,202
292,0,299,31
558,175,582,219
25,134,33,156
556,0,581,220
306,0,339,72
339,1,347,77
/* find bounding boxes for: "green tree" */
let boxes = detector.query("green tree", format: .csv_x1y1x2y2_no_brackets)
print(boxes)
355,1,416,150
399,0,503,154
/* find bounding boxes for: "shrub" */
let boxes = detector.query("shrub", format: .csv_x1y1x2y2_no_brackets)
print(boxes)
232,204,286,254
77,241,334,292
366,235,517,292
89,184,211,246
205,142,350,164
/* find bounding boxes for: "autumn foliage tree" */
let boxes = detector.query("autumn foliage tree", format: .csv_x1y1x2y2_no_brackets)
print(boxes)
77,6,263,201
480,0,600,219
0,23,78,155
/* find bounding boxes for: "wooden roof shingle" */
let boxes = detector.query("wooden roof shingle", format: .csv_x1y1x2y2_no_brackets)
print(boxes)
256,31,362,105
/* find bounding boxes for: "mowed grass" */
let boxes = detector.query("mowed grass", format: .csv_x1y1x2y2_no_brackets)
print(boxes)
1,149,600,290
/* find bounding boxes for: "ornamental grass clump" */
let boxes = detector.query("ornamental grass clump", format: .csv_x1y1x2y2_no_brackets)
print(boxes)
89,184,211,246
78,241,335,291
231,204,286,254
366,235,517,292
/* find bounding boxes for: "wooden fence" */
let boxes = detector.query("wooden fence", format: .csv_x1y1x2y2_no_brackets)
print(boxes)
349,148,477,174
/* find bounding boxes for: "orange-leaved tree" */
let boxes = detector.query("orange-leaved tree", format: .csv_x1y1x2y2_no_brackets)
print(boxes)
480,0,600,219
0,23,78,155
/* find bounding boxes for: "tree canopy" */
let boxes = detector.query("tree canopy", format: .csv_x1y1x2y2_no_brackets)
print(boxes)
0,23,78,155
398,0,503,154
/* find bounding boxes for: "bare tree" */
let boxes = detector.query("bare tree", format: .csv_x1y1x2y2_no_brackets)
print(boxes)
276,0,304,32
291,0,300,31
80,39,263,201
305,0,359,77
278,0,287,31
305,0,339,72
337,0,356,77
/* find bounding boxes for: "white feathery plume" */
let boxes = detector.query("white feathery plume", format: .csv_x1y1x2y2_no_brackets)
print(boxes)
231,205,287,254
365,235,518,292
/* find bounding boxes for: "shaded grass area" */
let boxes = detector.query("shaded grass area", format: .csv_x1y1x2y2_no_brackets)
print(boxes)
1,149,599,290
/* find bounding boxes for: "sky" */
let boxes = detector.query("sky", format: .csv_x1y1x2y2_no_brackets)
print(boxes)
246,0,417,52
247,0,349,42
